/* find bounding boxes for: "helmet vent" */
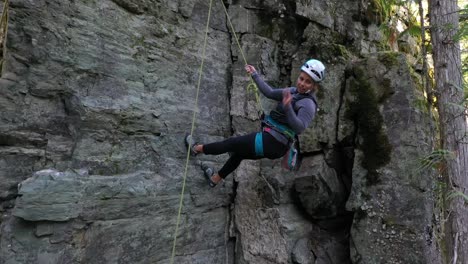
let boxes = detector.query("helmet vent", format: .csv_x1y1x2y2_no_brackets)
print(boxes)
310,69,321,79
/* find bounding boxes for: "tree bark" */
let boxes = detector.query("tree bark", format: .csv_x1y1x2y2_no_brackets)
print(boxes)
429,0,468,263
0,0,10,75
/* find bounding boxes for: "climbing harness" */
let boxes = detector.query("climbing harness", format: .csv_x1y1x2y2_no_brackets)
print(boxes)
262,115,296,140
254,132,264,156
260,115,301,171
0,0,9,75
255,115,296,157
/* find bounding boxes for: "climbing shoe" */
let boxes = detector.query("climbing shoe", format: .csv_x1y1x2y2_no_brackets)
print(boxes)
200,162,217,188
184,134,199,156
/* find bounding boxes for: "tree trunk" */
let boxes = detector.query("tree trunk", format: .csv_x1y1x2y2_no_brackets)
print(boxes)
429,0,468,263
0,0,10,75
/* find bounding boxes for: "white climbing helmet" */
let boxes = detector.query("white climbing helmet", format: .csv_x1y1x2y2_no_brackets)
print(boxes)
301,59,325,82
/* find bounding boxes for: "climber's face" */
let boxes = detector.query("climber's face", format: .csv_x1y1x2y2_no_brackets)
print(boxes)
296,71,317,94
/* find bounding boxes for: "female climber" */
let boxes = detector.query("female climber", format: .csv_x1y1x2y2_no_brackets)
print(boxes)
185,59,325,187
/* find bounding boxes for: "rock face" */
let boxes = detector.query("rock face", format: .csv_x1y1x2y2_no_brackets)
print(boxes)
0,0,441,263
343,54,439,263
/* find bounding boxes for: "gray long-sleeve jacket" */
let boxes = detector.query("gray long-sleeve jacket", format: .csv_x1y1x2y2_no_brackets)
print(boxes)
252,72,317,143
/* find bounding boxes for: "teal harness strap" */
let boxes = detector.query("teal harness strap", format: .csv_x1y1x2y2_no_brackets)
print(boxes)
255,132,264,156
264,115,296,140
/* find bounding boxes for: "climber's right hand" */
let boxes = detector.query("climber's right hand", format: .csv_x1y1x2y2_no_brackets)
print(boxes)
245,65,257,75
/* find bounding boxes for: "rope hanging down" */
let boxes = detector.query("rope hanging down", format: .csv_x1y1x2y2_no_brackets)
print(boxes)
170,1,263,263
0,0,9,75
219,0,264,112
169,0,214,263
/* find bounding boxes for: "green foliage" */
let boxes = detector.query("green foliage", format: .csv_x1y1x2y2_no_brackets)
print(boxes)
447,190,468,202
379,23,394,47
376,1,423,50
400,24,422,38
418,149,455,171
454,6,468,42
397,2,422,39
372,0,399,23
448,82,468,109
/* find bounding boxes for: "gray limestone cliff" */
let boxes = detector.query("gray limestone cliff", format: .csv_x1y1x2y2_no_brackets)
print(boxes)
0,0,442,263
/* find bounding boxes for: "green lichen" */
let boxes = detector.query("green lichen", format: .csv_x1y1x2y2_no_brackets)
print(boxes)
332,44,351,59
408,66,431,113
313,43,351,63
377,52,399,68
408,65,424,93
376,40,391,52
346,66,392,185
131,35,146,48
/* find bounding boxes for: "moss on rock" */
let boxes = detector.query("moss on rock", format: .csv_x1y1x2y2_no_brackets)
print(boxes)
346,66,392,184
377,52,399,68
311,43,351,63
333,44,352,59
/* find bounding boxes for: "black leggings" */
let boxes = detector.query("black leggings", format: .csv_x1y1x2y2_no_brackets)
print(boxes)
203,132,288,179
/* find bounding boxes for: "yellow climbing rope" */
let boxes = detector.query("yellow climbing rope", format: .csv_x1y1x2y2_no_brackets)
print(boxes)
169,0,213,263
0,0,9,75
170,1,264,263
219,0,264,112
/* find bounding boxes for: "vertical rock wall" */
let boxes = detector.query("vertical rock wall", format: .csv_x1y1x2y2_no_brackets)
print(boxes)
0,0,441,263
343,54,440,264
1,0,234,263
